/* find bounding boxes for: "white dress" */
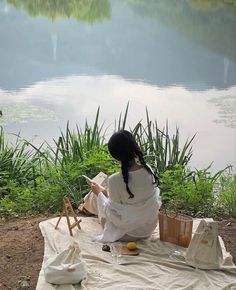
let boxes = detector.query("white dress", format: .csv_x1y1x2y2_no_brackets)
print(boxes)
94,167,161,242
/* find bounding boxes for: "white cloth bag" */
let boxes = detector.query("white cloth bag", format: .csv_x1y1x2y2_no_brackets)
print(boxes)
185,220,223,269
44,242,87,285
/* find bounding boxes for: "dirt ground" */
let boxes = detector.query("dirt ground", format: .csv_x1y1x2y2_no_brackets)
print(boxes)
0,216,235,290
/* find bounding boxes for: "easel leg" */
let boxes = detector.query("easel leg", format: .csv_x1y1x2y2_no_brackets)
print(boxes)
55,208,65,230
55,198,82,236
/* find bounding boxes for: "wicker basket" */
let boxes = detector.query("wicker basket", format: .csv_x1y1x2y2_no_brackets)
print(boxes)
159,211,193,248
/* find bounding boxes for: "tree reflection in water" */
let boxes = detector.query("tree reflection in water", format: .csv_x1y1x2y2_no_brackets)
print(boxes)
124,0,236,62
0,0,111,23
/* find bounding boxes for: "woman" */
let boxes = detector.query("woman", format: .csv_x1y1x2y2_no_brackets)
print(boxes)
90,130,161,242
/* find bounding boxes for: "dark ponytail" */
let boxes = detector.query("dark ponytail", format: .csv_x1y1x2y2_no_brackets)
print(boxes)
135,148,159,186
121,158,134,199
108,130,159,198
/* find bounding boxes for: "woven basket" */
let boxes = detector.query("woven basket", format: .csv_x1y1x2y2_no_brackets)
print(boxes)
159,211,193,248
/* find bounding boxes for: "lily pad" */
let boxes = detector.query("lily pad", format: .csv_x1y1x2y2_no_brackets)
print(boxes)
208,95,236,128
0,103,58,125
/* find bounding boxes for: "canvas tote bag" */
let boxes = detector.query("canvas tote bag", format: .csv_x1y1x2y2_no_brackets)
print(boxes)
185,220,223,269
44,242,87,284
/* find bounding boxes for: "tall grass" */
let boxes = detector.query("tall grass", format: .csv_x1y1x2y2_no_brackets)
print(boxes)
46,107,106,167
1,106,233,218
0,127,43,185
116,105,195,175
217,170,236,218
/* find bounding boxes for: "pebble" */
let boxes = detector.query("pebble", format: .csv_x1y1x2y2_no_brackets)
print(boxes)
17,276,31,290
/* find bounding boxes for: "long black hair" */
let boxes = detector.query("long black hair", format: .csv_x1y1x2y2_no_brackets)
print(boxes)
108,130,158,198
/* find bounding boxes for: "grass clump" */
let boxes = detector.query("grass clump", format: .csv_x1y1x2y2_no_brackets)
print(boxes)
0,106,235,219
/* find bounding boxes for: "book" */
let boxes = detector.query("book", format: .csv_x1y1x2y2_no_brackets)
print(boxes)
82,173,106,191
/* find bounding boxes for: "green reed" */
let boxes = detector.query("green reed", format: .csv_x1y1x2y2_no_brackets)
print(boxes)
47,107,106,167
116,104,195,175
0,127,43,185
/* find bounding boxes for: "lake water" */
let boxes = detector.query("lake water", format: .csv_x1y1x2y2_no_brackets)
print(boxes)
0,0,235,172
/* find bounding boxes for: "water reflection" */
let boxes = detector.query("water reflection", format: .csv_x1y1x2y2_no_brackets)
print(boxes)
125,0,236,63
2,0,235,64
0,0,235,91
0,75,235,170
208,95,236,128
0,1,235,171
187,0,236,11
0,0,111,23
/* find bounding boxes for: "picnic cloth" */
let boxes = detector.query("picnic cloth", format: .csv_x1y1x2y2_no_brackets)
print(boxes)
36,217,236,290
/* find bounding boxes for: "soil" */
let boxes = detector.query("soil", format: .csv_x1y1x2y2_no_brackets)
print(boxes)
0,216,235,290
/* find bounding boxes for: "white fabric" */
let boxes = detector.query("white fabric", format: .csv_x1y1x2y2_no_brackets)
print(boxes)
94,187,161,242
37,217,236,290
44,242,87,284
185,220,224,269
108,167,156,204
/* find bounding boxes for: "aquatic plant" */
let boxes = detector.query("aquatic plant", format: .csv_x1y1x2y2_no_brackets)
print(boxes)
117,105,195,175
0,127,43,185
0,107,234,218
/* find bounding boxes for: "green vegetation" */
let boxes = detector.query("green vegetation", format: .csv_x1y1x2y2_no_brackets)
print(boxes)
1,0,111,23
159,164,234,217
0,107,235,218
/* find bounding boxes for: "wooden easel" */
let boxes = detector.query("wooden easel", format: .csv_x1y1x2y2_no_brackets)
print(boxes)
55,197,82,236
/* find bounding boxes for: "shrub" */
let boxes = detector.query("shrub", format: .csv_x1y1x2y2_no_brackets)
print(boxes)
0,180,34,216
159,164,228,217
217,172,236,218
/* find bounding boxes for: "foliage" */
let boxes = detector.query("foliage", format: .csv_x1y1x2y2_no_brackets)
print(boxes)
216,172,236,217
159,164,229,217
48,108,105,166
0,180,34,216
1,0,111,23
0,127,43,185
117,105,195,176
0,108,234,219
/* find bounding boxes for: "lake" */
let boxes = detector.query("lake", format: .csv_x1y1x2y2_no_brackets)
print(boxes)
0,0,235,172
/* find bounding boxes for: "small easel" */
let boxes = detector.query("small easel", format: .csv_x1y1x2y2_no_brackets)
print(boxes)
55,197,82,236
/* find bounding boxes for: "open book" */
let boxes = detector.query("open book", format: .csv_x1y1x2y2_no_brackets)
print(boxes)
82,172,109,215
82,172,109,192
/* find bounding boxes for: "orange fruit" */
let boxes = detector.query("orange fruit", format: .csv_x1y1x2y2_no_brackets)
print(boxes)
127,242,137,251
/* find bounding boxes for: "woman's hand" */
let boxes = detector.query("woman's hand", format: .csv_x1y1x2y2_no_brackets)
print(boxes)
90,182,101,196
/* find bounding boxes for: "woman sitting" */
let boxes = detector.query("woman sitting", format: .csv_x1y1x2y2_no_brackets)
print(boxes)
88,130,161,242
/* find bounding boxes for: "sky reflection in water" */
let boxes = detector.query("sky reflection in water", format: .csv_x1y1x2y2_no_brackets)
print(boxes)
0,0,235,171
1,75,235,171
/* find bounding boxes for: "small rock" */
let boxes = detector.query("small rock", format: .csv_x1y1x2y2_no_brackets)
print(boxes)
18,276,31,289
18,280,30,289
102,244,111,252
226,222,232,226
6,254,11,259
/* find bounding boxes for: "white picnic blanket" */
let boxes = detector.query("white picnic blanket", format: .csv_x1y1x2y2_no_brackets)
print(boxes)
36,217,236,290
